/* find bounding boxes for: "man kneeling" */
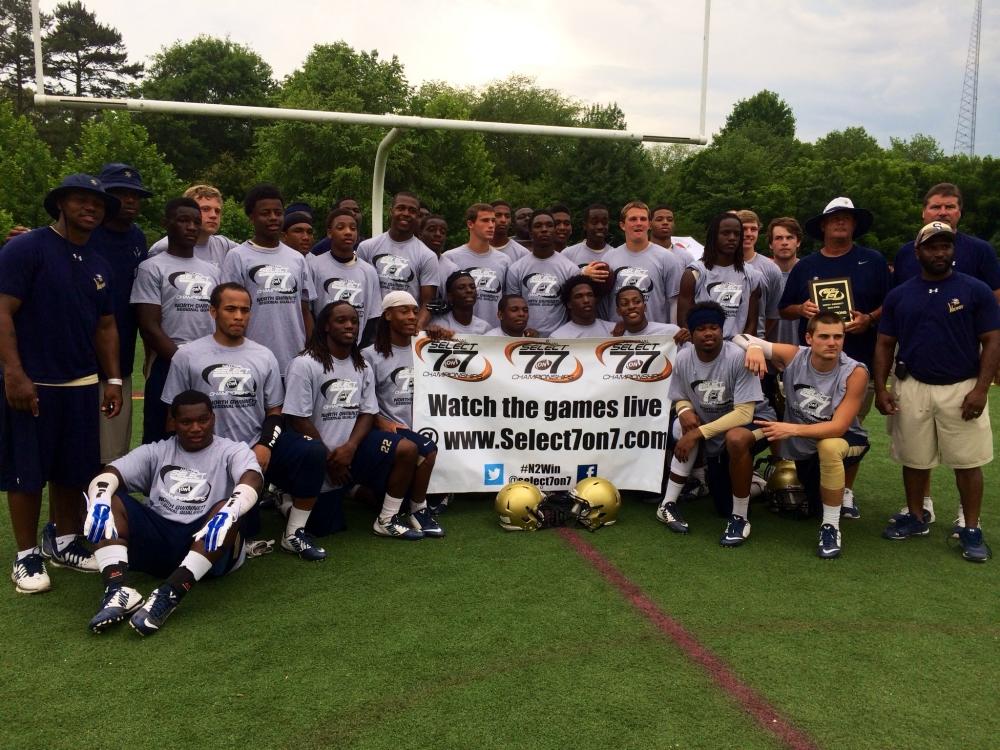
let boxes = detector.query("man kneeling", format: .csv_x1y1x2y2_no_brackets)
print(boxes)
735,312,870,558
84,391,263,635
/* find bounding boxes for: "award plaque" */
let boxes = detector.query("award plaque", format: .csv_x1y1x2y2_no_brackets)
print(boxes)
809,277,854,322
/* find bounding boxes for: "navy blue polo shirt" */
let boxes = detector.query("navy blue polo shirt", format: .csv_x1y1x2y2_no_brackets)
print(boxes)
0,227,114,382
893,232,1000,290
880,272,1000,385
779,243,891,366
90,223,148,378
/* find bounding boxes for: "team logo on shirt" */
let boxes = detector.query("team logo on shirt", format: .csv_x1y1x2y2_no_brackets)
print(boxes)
320,378,360,418
158,466,211,504
948,297,964,313
613,267,653,294
373,254,414,283
692,379,729,407
523,272,561,299
594,340,672,382
791,384,832,421
504,340,582,383
415,337,492,382
390,367,414,401
168,271,214,300
248,264,297,294
202,364,257,397
322,277,364,307
465,267,502,296
93,273,106,290
706,281,743,317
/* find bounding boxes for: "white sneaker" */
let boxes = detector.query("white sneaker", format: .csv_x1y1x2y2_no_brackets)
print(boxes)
373,514,423,540
11,553,51,594
89,585,144,633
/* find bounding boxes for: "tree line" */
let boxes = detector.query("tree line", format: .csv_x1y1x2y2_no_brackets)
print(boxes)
2,0,998,254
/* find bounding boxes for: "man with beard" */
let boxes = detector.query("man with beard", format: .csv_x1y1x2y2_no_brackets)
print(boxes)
513,206,534,250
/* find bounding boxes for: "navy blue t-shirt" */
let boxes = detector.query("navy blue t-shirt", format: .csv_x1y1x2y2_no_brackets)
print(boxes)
90,223,148,378
880,272,1000,385
0,227,114,382
893,232,1000,291
779,244,891,367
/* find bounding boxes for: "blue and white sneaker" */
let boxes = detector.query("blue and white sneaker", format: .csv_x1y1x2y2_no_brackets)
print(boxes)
89,586,144,633
889,500,935,525
11,553,51,594
409,508,445,538
817,524,842,559
656,501,689,534
958,527,991,563
41,523,97,572
281,528,327,561
428,493,452,516
373,515,423,540
839,489,860,520
720,515,751,547
882,513,929,540
129,585,180,636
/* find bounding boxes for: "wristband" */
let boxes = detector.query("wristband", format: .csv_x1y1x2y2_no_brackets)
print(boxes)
106,378,123,386
677,406,691,416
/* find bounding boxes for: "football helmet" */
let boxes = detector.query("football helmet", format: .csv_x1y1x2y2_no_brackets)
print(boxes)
571,477,621,531
765,460,808,518
495,481,545,531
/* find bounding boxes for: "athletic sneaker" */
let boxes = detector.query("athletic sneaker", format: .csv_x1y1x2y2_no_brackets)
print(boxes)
11,553,51,594
840,489,860,520
680,477,710,503
958,527,991,563
428,493,452,515
373,515,424,540
817,524,842,559
129,585,180,636
950,519,966,540
720,515,751,547
882,513,929,540
409,508,445,538
41,522,98,572
281,528,327,561
889,499,935,525
655,501,689,534
89,586,143,633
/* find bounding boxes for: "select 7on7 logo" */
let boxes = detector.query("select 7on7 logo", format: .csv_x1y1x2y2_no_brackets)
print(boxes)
594,340,672,382
413,338,493,382
503,340,583,383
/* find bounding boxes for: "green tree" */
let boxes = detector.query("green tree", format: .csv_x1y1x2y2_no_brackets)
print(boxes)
45,1,141,97
218,196,251,244
0,99,55,227
140,36,275,192
889,133,945,164
813,127,882,162
0,0,51,113
717,89,795,140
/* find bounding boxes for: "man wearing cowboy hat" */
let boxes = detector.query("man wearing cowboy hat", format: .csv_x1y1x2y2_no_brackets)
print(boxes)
874,222,1000,562
0,174,125,593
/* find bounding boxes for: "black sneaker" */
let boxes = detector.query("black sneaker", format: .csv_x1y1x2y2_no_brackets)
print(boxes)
281,528,327,561
720,515,751,547
130,585,180,636
89,586,144,633
655,501,689,534
817,524,842,559
958,527,991,563
882,513,929,541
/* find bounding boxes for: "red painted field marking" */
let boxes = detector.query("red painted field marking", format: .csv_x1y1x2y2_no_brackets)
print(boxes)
558,528,821,750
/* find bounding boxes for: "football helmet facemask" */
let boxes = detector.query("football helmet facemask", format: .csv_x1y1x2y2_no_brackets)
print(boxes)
765,460,808,518
495,481,545,531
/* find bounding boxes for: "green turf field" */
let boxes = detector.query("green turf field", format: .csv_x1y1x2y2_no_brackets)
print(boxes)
1,367,997,749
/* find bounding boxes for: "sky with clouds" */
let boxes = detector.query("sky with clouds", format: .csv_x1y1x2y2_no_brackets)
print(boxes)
64,1,998,155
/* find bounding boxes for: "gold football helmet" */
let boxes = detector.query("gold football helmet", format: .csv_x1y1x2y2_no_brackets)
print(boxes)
571,477,621,531
765,460,808,518
495,481,544,531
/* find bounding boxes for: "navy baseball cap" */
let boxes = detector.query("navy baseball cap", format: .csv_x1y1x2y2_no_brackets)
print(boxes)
98,163,153,198
43,174,122,220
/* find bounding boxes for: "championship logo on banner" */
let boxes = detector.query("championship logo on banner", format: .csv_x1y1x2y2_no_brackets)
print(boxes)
413,335,675,493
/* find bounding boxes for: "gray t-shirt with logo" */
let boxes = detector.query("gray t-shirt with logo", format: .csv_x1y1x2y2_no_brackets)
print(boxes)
605,243,685,324
441,245,511,322
687,260,758,340
161,335,284,446
306,251,383,326
361,343,414,427
549,318,615,339
149,234,238,269
221,240,316,376
357,232,440,301
111,435,261,523
492,239,530,264
562,241,611,270
505,252,579,336
429,312,491,335
130,253,220,345
746,253,784,337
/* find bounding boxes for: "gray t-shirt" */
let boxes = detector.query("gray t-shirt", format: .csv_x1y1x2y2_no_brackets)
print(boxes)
746,253,784,337
283,353,379,489
221,241,316,377
111,435,261,523
130,253,220,345
549,318,615,339
361,343,414,427
441,245,511,322
665,240,699,268
668,341,775,456
429,312,491,335
605,243,685,324
505,252,579,336
562,241,611,270
687,260,758,340
622,321,679,337
306,251,383,326
492,239,530,264
149,234,237,269
357,232,440,301
781,347,868,460
484,326,522,337
161,334,284,445
772,268,800,345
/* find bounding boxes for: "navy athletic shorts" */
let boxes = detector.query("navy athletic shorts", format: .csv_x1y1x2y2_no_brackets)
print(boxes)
266,425,328,498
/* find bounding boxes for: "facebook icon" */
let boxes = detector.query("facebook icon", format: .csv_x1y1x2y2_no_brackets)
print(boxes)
577,464,598,481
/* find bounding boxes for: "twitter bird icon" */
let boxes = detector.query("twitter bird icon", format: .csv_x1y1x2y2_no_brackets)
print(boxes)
484,464,505,486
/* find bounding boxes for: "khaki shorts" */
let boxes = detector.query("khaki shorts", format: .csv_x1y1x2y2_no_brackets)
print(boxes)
99,376,133,464
887,376,993,470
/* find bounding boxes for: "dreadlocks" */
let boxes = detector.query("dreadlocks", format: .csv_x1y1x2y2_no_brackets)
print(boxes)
301,300,367,372
373,313,394,358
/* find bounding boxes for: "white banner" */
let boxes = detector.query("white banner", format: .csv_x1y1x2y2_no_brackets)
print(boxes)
412,335,676,493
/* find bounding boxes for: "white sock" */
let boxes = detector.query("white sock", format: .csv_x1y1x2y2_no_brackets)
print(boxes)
662,479,686,505
95,544,128,572
822,504,841,529
691,465,706,483
842,488,855,508
379,494,404,523
56,533,76,552
285,506,311,536
16,546,40,561
923,496,934,510
731,495,750,519
179,551,213,582
957,506,967,527
411,500,428,512
276,493,293,517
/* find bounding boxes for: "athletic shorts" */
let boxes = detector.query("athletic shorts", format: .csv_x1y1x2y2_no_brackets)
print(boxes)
887,376,993,470
0,380,100,492
122,495,243,579
267,425,328,498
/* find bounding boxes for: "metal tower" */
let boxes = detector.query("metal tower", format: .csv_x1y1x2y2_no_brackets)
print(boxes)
953,0,982,156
